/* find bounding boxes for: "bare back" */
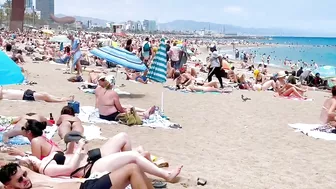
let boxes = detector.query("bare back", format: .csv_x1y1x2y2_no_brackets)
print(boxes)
59,114,81,123
95,87,118,115
1,89,24,100
320,98,336,123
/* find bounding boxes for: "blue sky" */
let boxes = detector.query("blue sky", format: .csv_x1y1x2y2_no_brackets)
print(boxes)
1,0,335,33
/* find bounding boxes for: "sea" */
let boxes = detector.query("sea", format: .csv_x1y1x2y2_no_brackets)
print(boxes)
222,37,336,69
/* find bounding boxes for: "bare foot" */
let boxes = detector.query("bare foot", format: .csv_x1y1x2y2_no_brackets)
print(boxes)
165,165,183,182
143,106,156,119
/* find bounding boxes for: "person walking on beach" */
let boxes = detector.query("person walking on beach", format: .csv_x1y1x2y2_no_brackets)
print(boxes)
207,45,224,88
67,34,82,75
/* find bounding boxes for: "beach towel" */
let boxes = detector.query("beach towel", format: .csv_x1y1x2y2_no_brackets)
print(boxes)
280,96,313,101
164,85,223,94
83,124,107,140
79,87,131,95
77,106,119,124
288,123,336,141
142,108,181,129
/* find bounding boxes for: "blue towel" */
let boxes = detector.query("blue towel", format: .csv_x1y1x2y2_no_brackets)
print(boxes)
164,86,221,94
0,132,30,145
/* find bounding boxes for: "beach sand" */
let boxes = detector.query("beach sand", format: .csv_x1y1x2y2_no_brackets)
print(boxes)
0,49,335,189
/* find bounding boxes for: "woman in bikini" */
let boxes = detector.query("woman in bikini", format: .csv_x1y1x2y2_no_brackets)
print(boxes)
19,134,182,182
56,106,84,139
275,71,307,99
320,86,336,127
6,119,61,160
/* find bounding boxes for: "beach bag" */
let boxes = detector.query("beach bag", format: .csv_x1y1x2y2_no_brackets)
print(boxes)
116,107,142,126
70,148,102,178
143,42,150,52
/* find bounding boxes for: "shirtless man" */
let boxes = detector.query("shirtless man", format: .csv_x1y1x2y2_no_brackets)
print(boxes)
320,86,336,127
0,162,154,189
3,113,52,143
95,76,155,121
0,87,74,103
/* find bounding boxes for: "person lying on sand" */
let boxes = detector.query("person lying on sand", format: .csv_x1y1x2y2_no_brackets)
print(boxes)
179,64,197,78
124,70,149,84
95,75,155,122
2,113,52,144
320,86,336,127
275,71,307,99
88,71,107,85
0,87,74,103
56,106,84,139
0,162,156,189
4,119,62,160
18,138,182,182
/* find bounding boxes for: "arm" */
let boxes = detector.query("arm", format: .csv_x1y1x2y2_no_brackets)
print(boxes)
43,141,85,177
328,100,336,118
56,116,62,126
3,129,24,144
113,93,126,113
11,116,22,124
40,116,53,126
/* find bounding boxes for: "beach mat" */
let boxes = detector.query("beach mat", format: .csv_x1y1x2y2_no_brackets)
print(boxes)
288,123,336,141
77,106,119,125
83,125,107,140
79,87,131,95
163,85,223,94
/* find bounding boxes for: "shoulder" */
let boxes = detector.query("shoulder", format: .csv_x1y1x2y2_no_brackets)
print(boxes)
31,137,44,145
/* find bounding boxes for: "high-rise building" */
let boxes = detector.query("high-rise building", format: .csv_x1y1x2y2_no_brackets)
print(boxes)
36,0,54,21
25,0,33,9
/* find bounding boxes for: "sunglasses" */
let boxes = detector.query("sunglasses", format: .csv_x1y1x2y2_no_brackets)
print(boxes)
17,171,28,183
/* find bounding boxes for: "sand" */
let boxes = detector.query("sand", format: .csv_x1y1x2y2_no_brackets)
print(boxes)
0,47,335,189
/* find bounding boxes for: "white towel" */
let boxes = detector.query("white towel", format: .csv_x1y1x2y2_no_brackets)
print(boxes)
288,123,336,141
83,125,107,140
77,106,118,124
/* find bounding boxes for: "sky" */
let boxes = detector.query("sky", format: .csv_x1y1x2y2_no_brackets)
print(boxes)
1,0,335,34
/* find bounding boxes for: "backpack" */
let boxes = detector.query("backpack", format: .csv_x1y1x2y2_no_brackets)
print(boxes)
143,42,150,52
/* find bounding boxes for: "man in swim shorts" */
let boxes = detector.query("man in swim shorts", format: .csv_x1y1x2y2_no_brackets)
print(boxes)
0,87,74,103
0,162,154,189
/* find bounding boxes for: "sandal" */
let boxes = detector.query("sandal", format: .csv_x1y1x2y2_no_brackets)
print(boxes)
152,180,167,188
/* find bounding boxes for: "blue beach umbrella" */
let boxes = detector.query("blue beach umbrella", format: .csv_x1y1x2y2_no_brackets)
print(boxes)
0,51,24,85
313,65,336,78
147,39,168,111
90,46,147,72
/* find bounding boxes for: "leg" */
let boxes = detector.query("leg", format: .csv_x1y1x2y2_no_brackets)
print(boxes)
109,163,153,189
282,87,305,99
207,67,216,82
261,80,276,91
214,67,224,88
58,121,72,139
91,151,182,182
134,146,151,161
76,60,82,75
190,68,197,78
34,92,74,103
100,132,132,156
203,81,219,88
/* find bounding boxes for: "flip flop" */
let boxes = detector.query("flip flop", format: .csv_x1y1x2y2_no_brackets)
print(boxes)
152,180,167,188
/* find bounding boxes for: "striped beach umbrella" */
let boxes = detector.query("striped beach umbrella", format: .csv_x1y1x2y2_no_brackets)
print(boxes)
147,39,167,83
313,65,336,78
90,46,147,72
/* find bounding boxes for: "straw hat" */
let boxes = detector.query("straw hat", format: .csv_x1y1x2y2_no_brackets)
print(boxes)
277,71,287,78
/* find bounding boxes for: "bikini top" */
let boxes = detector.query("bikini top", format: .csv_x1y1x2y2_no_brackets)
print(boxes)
40,136,60,160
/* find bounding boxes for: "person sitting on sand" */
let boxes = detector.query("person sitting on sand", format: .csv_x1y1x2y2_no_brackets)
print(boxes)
0,87,74,103
56,106,84,139
179,64,198,78
19,137,182,182
5,119,62,160
275,71,307,99
320,86,336,127
95,75,155,121
254,69,266,84
0,162,156,189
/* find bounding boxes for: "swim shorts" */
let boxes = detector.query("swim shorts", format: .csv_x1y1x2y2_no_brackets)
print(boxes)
22,89,35,101
99,112,120,121
79,174,112,189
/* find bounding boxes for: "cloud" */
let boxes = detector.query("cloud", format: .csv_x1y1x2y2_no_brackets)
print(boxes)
223,6,243,14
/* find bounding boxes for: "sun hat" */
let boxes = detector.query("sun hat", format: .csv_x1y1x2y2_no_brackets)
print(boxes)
277,71,287,78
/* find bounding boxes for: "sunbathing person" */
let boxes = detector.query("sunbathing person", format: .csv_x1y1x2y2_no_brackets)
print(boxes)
179,64,197,78
254,69,266,84
6,119,62,160
252,80,277,91
2,113,52,144
275,71,307,99
0,87,74,103
0,162,155,189
124,70,149,84
95,75,155,121
320,86,336,127
56,106,84,139
19,137,182,182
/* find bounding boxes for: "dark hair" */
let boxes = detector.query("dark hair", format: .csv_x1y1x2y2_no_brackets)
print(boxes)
64,46,70,53
11,57,18,63
61,106,75,116
291,71,296,76
332,86,336,96
0,163,20,184
25,119,47,137
126,39,132,46
231,66,235,70
18,50,22,54
145,37,149,41
5,44,12,52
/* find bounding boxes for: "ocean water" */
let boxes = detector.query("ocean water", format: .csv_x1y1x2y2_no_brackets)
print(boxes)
223,37,336,69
